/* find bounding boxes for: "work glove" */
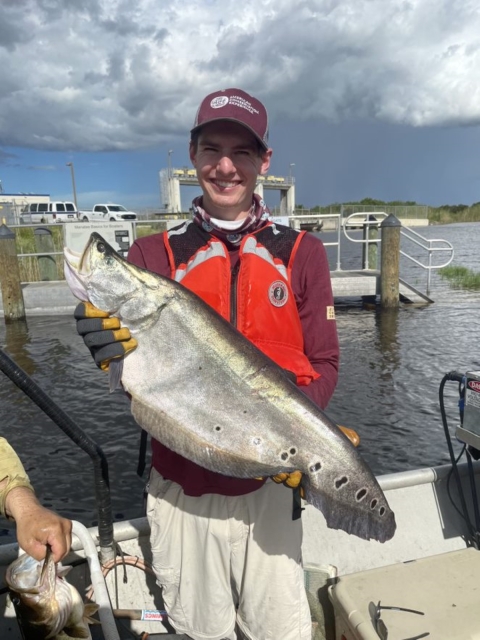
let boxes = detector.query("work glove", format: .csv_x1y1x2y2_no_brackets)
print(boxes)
74,302,137,371
272,425,360,497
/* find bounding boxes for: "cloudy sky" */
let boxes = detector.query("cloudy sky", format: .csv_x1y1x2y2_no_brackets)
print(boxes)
1,0,480,210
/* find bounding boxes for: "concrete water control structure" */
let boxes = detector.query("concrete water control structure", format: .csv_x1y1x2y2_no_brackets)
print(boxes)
159,168,296,215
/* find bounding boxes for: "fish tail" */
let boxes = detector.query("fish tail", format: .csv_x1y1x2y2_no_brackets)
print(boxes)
302,474,396,544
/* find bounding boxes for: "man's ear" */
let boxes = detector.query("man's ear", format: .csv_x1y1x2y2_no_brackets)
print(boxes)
260,148,273,175
189,141,197,167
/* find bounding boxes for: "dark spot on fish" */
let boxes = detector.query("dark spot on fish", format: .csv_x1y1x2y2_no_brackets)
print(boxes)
379,506,386,517
370,499,378,509
281,451,289,461
214,425,222,432
335,476,348,489
199,366,202,370
253,438,261,445
97,242,106,253
289,448,297,455
356,488,367,501
309,461,322,473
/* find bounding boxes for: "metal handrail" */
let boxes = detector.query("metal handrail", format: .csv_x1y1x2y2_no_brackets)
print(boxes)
342,212,454,294
9,216,454,296
400,225,454,294
288,213,342,271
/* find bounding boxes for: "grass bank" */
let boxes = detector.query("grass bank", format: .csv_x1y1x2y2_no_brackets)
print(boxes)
439,265,480,290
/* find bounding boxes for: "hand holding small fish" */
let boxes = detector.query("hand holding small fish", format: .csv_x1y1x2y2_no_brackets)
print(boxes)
6,487,72,563
74,301,138,371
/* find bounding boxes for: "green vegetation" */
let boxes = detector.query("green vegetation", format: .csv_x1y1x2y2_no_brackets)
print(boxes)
14,225,65,282
295,198,480,224
439,265,480,290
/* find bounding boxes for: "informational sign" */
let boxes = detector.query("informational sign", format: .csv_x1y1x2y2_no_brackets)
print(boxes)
64,222,134,258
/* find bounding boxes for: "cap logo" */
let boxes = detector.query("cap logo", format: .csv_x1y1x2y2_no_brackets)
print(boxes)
211,96,229,109
269,280,288,307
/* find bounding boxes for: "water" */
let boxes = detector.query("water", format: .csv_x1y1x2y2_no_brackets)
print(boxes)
1,222,479,543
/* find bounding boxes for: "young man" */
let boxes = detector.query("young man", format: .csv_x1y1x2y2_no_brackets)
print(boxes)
76,88,339,640
0,437,72,562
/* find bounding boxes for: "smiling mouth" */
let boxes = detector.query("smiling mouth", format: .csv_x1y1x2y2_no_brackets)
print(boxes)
211,179,240,189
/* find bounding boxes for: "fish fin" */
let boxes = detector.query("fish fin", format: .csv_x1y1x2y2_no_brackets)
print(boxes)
62,623,91,638
84,602,101,623
56,563,73,578
108,359,124,393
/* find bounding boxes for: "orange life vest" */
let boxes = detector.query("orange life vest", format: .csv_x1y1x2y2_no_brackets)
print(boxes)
163,221,320,386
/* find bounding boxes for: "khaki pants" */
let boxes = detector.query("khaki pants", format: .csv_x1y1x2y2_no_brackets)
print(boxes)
147,468,312,640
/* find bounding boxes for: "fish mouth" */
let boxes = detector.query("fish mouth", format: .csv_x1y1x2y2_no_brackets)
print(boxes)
64,245,89,302
6,547,53,595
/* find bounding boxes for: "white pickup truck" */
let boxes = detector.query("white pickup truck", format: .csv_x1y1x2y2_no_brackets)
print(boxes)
79,204,138,222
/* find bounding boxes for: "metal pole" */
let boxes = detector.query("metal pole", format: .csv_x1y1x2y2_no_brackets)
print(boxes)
66,162,78,210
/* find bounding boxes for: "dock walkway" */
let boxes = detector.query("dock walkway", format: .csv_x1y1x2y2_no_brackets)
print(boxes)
0,272,431,317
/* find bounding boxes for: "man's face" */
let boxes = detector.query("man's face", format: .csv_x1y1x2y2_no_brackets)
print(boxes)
190,120,272,221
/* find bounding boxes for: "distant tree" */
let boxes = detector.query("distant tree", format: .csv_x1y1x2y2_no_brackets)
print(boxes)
359,198,385,206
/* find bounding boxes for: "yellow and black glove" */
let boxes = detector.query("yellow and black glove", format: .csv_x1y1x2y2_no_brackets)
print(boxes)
271,426,360,497
74,302,137,371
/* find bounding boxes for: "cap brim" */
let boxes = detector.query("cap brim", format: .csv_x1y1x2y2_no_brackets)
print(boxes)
190,117,269,151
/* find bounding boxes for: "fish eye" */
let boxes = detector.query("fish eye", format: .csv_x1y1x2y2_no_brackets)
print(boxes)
97,242,106,253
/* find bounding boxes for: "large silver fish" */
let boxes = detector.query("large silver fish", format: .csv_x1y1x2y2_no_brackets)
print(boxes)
64,233,396,543
6,546,98,639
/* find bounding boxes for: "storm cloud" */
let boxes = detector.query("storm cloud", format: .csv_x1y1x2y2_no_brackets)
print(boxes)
1,0,480,152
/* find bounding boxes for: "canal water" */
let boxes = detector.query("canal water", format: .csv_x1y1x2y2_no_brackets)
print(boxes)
1,222,479,542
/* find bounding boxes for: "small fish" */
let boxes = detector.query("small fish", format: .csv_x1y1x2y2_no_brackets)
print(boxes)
64,233,396,543
6,546,98,639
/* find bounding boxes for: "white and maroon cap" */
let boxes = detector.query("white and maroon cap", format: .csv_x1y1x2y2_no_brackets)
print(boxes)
191,88,269,150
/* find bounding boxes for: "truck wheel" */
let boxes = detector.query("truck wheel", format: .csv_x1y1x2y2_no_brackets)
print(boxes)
109,217,116,222
82,216,89,222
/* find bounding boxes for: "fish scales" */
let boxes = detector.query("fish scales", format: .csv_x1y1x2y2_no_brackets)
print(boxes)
64,233,396,543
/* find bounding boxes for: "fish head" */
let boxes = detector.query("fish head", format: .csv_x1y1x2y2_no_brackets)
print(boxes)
64,232,140,314
6,546,55,601
6,546,59,634
65,231,169,329
6,547,95,638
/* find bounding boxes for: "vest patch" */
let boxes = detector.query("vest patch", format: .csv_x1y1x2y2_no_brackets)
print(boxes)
327,305,336,320
269,280,289,307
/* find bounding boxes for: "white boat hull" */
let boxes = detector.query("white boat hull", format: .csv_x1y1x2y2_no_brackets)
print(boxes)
1,460,478,639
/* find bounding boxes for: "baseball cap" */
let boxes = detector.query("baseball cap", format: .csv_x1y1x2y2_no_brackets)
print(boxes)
191,88,269,150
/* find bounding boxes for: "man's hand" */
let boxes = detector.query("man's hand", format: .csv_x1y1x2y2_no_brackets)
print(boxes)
5,487,72,562
75,301,138,371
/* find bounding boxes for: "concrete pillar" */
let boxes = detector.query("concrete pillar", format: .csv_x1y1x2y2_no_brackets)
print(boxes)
286,184,295,214
0,222,26,322
254,182,264,200
380,214,402,308
170,177,182,213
